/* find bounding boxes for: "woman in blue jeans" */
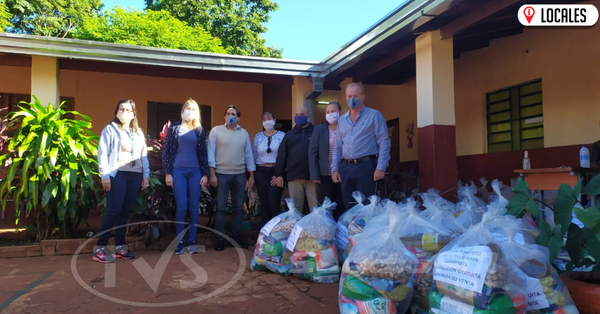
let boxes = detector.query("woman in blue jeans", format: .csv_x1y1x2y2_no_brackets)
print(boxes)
163,99,209,255
95,99,150,263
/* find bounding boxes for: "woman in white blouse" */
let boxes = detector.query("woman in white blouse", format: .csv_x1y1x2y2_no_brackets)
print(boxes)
252,112,286,225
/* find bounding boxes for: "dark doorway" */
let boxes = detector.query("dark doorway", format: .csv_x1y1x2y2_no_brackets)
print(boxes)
147,101,212,139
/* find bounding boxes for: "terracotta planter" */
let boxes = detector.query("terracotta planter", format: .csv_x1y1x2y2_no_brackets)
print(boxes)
560,271,600,313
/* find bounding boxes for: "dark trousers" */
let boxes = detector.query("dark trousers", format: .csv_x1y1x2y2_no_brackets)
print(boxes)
172,167,202,244
255,166,283,225
339,159,378,211
215,173,246,242
97,171,142,246
319,175,345,221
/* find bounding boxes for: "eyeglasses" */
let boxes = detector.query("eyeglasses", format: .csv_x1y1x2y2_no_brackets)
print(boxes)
266,136,272,153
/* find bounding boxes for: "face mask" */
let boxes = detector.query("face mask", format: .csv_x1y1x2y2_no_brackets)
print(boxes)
182,109,194,122
294,115,308,126
225,115,237,125
262,120,275,130
117,111,134,125
347,97,361,110
326,112,340,124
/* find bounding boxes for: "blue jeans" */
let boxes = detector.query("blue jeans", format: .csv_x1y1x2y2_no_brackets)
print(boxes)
172,167,202,244
215,173,246,242
340,159,377,210
97,171,142,246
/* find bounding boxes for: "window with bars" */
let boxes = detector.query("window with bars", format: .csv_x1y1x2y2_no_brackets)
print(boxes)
486,79,544,153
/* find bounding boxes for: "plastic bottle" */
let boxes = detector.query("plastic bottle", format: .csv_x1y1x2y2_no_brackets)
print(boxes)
580,145,590,168
522,151,531,170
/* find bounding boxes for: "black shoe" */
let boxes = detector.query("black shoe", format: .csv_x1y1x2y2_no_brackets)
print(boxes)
215,240,224,251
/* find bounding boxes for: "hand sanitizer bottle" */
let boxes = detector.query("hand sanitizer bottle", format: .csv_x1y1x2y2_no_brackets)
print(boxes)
523,151,531,170
580,145,590,168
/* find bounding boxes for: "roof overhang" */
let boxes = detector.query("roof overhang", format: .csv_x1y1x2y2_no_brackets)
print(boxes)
0,33,323,77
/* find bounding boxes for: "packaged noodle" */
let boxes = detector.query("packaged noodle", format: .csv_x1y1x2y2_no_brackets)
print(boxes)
287,197,339,283
429,213,527,314
339,205,418,314
497,220,579,314
456,184,487,228
397,199,454,314
251,198,303,274
336,192,366,264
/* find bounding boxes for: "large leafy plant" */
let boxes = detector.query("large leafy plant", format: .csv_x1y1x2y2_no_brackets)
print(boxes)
507,174,600,278
0,96,100,240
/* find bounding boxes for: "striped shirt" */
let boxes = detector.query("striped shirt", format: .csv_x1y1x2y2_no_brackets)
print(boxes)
328,127,336,175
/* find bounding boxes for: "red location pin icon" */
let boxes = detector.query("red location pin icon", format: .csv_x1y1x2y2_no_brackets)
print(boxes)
523,6,535,23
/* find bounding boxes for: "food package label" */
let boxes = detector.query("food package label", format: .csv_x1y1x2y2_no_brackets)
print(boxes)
356,297,397,314
286,225,303,251
526,276,550,310
492,232,525,245
260,217,281,236
433,246,494,293
336,224,350,250
440,296,475,314
422,233,440,252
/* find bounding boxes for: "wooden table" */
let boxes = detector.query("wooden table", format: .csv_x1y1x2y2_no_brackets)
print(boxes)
514,167,600,206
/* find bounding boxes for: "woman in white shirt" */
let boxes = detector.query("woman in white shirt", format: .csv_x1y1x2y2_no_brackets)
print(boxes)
252,112,285,225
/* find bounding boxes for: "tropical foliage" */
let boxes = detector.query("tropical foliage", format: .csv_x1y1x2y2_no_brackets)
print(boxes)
0,97,100,240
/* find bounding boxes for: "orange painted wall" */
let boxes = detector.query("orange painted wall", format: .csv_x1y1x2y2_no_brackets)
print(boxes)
454,13,600,156
0,67,265,139
363,78,418,162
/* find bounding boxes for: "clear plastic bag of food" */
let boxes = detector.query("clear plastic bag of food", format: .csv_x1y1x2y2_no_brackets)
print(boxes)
251,198,304,274
347,195,385,247
456,184,487,228
488,179,510,209
423,195,466,236
498,220,579,314
287,197,339,283
339,205,419,314
419,188,457,218
397,199,455,314
336,192,366,264
429,213,528,314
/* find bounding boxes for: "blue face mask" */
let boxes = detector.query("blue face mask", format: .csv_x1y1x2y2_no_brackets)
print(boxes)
347,97,361,109
226,115,237,125
294,115,308,126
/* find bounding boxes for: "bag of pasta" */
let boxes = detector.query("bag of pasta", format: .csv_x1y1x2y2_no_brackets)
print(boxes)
287,197,339,283
429,213,528,314
397,199,455,314
339,206,418,314
251,198,303,274
336,192,366,264
498,220,579,314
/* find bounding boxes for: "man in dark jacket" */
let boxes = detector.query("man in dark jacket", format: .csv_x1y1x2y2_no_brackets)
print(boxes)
274,107,319,214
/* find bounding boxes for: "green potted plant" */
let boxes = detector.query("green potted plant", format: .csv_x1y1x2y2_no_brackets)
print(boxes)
0,96,101,241
506,174,600,312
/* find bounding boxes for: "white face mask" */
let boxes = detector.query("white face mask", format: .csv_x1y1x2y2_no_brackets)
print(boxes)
262,120,275,130
117,111,134,125
182,109,194,122
326,111,340,124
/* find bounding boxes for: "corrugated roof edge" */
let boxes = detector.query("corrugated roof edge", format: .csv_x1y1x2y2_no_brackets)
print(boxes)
0,32,323,77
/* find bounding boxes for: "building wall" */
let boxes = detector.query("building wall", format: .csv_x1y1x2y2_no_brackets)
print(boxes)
454,16,600,156
363,78,419,162
0,67,266,139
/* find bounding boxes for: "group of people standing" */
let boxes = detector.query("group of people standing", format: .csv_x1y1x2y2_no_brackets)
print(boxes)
92,83,391,264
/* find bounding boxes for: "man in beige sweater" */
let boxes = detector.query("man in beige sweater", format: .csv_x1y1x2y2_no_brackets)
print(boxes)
208,105,256,251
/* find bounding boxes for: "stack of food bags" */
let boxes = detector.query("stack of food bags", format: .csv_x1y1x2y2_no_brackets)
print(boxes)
429,213,528,314
251,198,303,274
397,199,455,314
287,197,340,283
336,192,366,264
497,220,579,314
456,183,487,229
339,205,418,314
